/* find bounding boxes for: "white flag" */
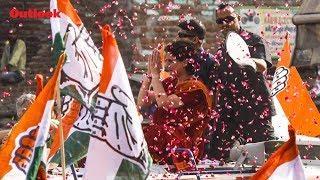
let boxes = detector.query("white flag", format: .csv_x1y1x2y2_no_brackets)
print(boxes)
50,0,102,109
84,25,151,180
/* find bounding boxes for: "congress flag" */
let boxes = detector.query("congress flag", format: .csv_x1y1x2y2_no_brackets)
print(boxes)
50,0,103,109
0,54,64,179
83,25,151,180
271,34,320,137
47,31,89,165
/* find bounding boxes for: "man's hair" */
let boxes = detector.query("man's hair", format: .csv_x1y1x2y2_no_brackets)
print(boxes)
216,3,238,20
217,3,231,10
16,93,35,117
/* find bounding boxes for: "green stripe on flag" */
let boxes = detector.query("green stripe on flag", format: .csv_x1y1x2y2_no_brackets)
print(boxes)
115,153,153,180
50,131,90,166
60,87,97,111
51,33,65,67
27,146,44,180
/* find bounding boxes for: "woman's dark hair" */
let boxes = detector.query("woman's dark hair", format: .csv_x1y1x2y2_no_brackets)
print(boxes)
165,40,199,75
178,19,206,40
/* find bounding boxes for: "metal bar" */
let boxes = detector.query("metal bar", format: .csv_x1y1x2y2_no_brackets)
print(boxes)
70,164,78,180
178,168,257,175
174,148,200,180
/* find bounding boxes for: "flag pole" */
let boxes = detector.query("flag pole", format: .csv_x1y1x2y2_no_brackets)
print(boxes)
55,54,67,180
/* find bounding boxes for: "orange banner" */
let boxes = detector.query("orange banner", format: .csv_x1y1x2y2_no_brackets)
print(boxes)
272,34,320,137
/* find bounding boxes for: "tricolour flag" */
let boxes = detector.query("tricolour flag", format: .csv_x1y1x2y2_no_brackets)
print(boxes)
50,0,102,109
47,15,97,165
47,96,91,167
48,96,91,166
83,25,151,179
49,97,96,167
251,126,306,180
0,54,65,179
271,34,320,137
48,96,81,161
47,30,91,165
34,73,47,179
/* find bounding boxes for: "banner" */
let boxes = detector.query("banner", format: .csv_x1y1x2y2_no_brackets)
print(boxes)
84,25,151,179
238,7,298,58
50,0,103,109
0,54,64,179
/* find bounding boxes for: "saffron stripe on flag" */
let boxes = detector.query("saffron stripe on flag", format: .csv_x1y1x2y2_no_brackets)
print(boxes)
0,54,65,179
271,33,320,137
251,126,306,180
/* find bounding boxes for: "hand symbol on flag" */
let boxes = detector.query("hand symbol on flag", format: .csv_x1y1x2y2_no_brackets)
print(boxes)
91,85,140,156
271,66,289,97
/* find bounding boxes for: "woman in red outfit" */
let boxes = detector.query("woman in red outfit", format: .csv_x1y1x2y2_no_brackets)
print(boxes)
137,40,213,167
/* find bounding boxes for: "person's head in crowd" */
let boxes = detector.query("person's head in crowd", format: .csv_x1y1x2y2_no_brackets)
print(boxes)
8,28,18,43
178,19,206,50
16,93,36,118
215,3,241,36
164,40,200,79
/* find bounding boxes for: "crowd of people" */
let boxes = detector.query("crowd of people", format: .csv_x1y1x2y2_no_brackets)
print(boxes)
137,3,276,169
